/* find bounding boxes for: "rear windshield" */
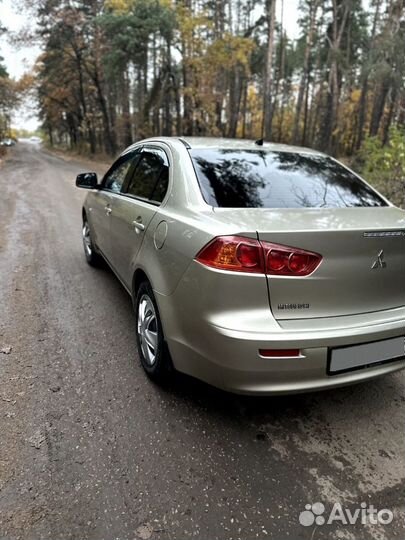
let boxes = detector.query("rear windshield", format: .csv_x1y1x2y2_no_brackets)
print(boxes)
190,149,387,208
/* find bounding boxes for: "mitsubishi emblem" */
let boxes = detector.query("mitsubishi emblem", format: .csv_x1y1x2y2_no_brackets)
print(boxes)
371,250,386,269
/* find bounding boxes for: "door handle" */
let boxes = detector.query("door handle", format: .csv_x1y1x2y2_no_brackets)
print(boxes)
105,206,112,216
132,220,145,232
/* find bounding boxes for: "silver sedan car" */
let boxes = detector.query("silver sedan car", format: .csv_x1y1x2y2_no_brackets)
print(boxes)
76,137,405,394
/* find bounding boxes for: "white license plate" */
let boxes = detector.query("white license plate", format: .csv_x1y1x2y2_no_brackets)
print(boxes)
329,336,405,374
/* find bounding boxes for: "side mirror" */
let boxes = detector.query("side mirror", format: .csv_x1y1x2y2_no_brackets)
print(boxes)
76,172,98,189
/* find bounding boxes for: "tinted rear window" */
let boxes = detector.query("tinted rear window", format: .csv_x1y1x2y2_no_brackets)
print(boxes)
190,149,387,208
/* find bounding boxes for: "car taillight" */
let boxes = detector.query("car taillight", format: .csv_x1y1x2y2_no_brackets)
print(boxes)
196,236,322,276
263,242,322,276
196,236,264,273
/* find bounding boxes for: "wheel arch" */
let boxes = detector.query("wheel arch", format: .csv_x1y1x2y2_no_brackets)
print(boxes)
132,268,150,300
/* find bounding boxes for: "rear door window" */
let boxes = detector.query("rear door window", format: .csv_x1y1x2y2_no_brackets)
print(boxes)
124,148,169,204
190,149,387,208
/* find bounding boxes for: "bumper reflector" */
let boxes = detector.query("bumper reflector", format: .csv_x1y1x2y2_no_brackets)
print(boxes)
259,349,300,358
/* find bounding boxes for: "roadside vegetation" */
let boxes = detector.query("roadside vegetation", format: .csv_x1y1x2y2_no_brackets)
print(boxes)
0,25,30,159
358,126,405,207
3,0,405,206
0,55,14,158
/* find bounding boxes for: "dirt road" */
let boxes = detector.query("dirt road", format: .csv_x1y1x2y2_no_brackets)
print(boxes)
0,142,404,540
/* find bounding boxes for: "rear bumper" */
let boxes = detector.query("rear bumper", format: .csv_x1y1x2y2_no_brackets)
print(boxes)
156,263,405,395
166,317,405,395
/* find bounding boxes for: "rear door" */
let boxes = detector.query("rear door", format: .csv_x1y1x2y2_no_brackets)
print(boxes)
110,146,170,289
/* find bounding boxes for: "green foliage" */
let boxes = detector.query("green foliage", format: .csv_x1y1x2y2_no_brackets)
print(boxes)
0,55,14,139
359,127,405,208
0,56,8,79
99,0,176,73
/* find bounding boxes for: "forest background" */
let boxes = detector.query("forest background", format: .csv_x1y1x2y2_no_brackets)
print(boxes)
1,0,405,206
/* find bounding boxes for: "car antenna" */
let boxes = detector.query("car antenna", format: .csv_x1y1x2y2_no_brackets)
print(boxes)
255,138,264,146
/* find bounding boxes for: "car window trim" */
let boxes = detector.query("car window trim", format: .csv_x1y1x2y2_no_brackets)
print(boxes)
117,192,161,207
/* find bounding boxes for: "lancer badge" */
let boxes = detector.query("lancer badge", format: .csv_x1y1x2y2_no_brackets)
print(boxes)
371,250,386,269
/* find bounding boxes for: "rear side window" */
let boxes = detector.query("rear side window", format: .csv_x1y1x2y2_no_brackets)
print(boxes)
190,149,387,209
125,148,169,204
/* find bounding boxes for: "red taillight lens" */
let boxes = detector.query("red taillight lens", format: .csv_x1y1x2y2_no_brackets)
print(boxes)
264,242,321,276
267,249,289,272
236,243,262,268
196,236,264,273
196,236,322,276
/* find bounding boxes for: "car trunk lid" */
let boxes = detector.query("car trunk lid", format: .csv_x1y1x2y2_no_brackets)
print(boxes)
212,206,405,320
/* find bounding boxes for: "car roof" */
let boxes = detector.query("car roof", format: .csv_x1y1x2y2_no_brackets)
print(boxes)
136,136,325,156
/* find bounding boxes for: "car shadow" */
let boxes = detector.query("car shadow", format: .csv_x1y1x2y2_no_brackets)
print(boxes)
153,360,404,427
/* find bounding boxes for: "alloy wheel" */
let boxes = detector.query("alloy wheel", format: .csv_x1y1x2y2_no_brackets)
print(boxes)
82,222,92,257
137,294,158,366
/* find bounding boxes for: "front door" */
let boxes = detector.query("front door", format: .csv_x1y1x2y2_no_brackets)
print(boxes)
88,190,115,258
92,148,141,264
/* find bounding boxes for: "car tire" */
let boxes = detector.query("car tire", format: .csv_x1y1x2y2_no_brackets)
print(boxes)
82,217,102,267
135,281,172,380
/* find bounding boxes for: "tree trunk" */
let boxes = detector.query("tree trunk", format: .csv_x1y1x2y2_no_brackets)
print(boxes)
228,66,244,137
262,0,277,140
319,0,351,153
382,86,398,145
355,0,382,150
292,0,319,145
369,79,391,137
122,70,132,147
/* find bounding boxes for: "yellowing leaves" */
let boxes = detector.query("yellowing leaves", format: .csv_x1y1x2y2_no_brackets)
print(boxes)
207,34,254,71
105,0,133,13
106,0,174,14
